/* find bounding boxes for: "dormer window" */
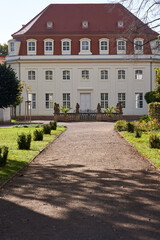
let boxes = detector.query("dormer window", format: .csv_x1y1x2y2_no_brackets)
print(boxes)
61,39,71,55
47,21,53,29
10,42,15,52
82,21,88,29
79,38,92,55
134,38,143,54
156,41,160,51
27,39,37,55
117,39,126,54
99,38,109,54
118,21,124,28
44,39,54,55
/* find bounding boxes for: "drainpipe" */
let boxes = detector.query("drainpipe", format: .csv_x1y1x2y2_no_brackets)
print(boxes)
150,56,152,91
18,58,21,118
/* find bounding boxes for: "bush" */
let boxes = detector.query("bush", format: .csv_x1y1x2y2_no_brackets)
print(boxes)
43,124,51,134
114,120,127,132
149,102,160,122
135,128,142,138
33,129,43,141
50,121,57,130
17,133,31,150
126,122,135,133
0,146,9,167
139,115,150,123
144,91,160,104
149,134,160,149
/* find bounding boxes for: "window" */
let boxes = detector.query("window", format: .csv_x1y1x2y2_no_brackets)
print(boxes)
82,70,89,80
156,41,160,51
134,39,143,54
135,70,143,80
44,39,54,55
10,42,15,52
28,93,36,109
47,21,53,29
118,70,125,80
79,38,91,55
99,38,109,54
27,39,37,55
118,93,126,108
82,21,88,29
63,93,70,108
136,93,143,109
101,93,108,108
61,39,71,55
45,93,53,109
117,39,126,54
28,71,35,80
45,71,53,80
118,21,124,28
101,70,108,80
63,70,70,80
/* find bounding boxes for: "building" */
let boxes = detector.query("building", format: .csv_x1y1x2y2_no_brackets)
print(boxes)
6,4,160,119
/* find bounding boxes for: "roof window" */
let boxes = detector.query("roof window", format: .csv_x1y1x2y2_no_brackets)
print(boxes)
118,21,124,28
82,21,88,29
47,21,53,29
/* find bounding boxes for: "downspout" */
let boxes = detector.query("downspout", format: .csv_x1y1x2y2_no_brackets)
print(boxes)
150,56,152,91
18,58,21,118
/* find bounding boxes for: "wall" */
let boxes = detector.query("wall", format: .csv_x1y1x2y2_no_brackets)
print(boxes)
0,108,11,123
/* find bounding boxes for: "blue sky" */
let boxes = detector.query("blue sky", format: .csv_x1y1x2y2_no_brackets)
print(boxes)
0,0,158,45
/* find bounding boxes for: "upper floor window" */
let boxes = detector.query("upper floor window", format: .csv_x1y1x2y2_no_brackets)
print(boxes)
101,70,108,80
79,38,91,55
99,38,109,54
118,70,125,80
117,39,126,54
82,21,88,29
61,39,71,55
118,21,124,28
63,70,70,80
134,38,143,54
27,39,37,55
45,71,53,80
156,41,160,51
135,70,143,80
44,39,54,55
47,21,53,29
82,70,89,80
28,71,35,80
10,42,15,52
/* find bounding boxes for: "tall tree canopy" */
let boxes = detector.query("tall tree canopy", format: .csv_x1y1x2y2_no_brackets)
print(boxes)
0,44,8,55
0,63,22,108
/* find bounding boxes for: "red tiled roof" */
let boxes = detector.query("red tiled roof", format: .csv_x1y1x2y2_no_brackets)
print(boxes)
13,4,157,37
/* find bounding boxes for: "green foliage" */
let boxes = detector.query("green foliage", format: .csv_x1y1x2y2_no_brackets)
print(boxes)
59,106,72,115
149,102,160,122
0,63,22,108
126,122,135,133
33,129,43,141
13,124,42,128
144,91,160,104
139,115,150,123
0,44,8,55
17,133,31,150
50,121,57,130
0,146,9,167
104,106,117,114
149,134,160,149
114,120,127,132
135,128,142,138
43,124,51,134
135,119,160,132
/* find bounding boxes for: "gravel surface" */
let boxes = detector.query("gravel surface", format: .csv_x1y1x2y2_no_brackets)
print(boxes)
0,122,160,240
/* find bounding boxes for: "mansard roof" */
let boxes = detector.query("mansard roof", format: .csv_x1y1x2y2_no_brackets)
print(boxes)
12,3,157,37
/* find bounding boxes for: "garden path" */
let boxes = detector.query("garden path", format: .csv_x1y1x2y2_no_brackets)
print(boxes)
0,122,160,240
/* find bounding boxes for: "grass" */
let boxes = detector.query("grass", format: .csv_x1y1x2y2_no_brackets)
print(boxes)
120,131,160,169
0,125,66,185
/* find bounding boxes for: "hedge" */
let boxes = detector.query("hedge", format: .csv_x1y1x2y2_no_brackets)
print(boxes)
149,102,160,122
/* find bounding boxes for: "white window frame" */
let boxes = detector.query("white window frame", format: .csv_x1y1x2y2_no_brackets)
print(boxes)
156,40,160,51
45,93,53,109
134,38,143,54
99,38,109,55
118,70,125,80
135,93,143,109
44,39,54,55
45,70,53,80
63,70,70,80
28,93,36,109
47,21,53,29
79,38,92,55
101,93,108,108
27,39,37,55
117,39,126,54
28,71,36,80
101,70,108,80
82,70,89,80
135,70,143,80
63,93,70,108
118,93,126,108
61,38,71,55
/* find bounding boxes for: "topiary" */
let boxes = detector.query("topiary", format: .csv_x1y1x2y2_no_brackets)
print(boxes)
114,120,127,132
126,122,135,133
149,134,160,149
17,133,31,150
43,124,51,134
33,129,43,141
0,146,9,167
50,121,57,130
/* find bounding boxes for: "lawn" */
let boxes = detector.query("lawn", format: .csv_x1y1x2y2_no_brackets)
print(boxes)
120,131,160,169
0,125,66,185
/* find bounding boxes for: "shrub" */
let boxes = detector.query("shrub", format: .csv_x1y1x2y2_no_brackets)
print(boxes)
149,134,160,149
135,128,142,138
144,91,160,104
0,146,9,167
114,120,127,132
149,102,160,122
50,121,57,130
17,133,31,150
126,122,135,133
139,115,150,123
33,129,43,141
43,124,51,134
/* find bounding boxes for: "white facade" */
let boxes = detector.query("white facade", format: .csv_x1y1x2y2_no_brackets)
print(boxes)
0,108,11,122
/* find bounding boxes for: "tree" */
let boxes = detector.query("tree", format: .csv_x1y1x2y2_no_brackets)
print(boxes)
0,63,22,108
0,44,8,55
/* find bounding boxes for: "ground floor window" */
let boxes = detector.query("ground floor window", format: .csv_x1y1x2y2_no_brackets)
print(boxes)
28,93,36,109
135,93,143,108
45,93,53,109
118,93,126,108
101,93,108,108
63,93,70,108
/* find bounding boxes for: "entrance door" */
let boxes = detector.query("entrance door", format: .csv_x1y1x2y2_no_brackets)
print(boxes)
80,93,91,112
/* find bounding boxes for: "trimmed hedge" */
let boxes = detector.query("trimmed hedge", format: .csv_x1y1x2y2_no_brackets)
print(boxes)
149,102,160,122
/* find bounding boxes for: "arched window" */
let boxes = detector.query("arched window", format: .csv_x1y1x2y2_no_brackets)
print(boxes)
118,70,125,80
101,70,108,80
61,39,71,55
63,70,70,80
28,71,35,80
45,71,53,80
135,70,143,80
27,39,37,55
99,38,109,54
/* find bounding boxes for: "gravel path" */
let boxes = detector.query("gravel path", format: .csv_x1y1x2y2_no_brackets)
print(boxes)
0,122,160,240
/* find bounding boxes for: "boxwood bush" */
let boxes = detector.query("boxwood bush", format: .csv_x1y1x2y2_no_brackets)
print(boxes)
114,120,127,132
0,146,9,167
17,133,31,150
33,129,43,141
149,102,160,122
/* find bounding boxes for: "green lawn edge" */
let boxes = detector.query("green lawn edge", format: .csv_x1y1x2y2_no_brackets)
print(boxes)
0,125,66,186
